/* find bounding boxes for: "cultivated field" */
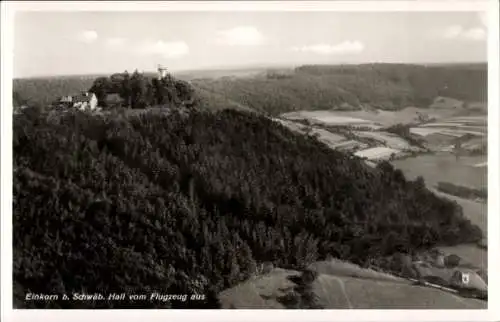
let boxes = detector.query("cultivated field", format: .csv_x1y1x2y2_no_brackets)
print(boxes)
429,96,464,109
282,110,377,126
392,153,487,190
410,127,447,136
320,107,461,127
278,107,487,162
409,114,487,151
353,131,413,150
354,147,402,161
310,128,346,148
330,140,368,152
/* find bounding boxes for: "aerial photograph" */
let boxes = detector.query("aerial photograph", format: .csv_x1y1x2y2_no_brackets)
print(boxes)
10,6,490,310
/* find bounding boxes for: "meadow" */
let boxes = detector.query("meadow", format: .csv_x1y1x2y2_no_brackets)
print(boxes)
392,153,487,190
219,265,486,309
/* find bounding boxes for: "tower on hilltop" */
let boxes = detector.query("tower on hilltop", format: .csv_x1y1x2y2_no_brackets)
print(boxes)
157,64,168,80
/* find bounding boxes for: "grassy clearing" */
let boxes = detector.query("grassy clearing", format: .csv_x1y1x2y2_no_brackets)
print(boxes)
282,110,375,125
437,245,487,271
341,276,485,309
355,147,401,161
283,107,465,129
219,265,486,309
410,127,446,136
330,140,368,151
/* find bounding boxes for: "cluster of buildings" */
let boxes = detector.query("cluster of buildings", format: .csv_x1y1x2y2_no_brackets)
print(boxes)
54,65,169,112
56,92,98,111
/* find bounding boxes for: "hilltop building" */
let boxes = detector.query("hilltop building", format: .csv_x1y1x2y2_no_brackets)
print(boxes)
57,92,98,111
158,64,168,80
73,92,98,110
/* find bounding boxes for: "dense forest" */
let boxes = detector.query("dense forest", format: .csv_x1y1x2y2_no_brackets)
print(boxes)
13,70,195,110
88,71,195,109
13,105,482,308
194,63,487,115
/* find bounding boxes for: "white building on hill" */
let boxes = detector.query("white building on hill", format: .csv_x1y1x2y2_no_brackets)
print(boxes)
58,92,98,111
72,92,98,110
158,64,168,80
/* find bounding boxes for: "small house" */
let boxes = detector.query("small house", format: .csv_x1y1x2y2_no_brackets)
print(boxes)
450,269,487,291
60,95,72,103
72,92,98,110
56,92,98,111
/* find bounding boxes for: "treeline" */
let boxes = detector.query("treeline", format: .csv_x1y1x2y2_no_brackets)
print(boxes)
295,64,487,104
13,109,482,309
12,71,196,110
13,91,27,108
89,71,195,109
194,63,487,115
13,76,96,107
437,182,487,201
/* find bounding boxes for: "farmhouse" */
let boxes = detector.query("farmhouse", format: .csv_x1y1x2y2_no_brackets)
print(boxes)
57,92,98,111
72,92,98,110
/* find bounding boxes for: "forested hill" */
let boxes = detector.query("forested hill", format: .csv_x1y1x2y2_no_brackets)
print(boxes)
193,63,487,115
13,70,196,109
13,108,482,308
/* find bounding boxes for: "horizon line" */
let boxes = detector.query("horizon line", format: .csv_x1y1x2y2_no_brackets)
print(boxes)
13,60,488,80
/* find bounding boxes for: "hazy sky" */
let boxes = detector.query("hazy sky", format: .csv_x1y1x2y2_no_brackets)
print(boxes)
14,11,488,78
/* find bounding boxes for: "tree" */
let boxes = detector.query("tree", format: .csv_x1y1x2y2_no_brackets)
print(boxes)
175,80,194,102
89,77,111,108
130,70,148,109
121,71,132,108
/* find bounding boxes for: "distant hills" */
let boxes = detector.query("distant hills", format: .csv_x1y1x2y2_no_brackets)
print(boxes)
13,63,487,115
193,63,487,115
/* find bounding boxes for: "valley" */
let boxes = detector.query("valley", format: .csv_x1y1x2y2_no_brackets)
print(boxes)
270,101,488,293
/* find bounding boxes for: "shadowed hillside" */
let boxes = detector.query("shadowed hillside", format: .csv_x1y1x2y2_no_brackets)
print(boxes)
13,107,482,309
